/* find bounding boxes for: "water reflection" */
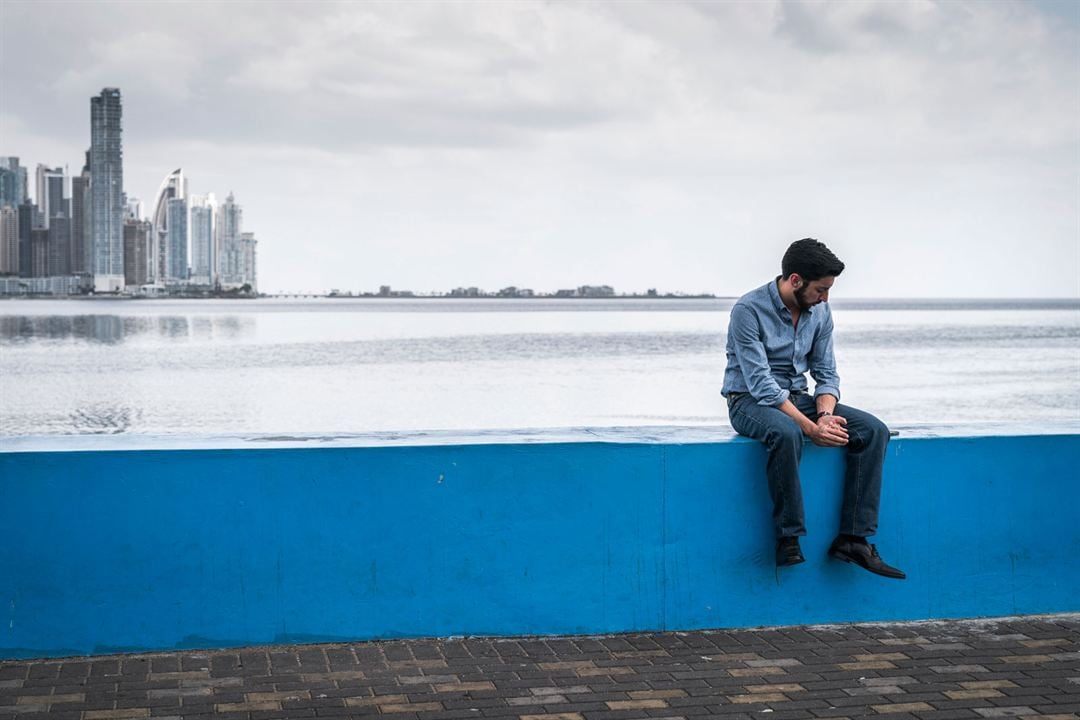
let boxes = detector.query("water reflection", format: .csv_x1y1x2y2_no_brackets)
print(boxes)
70,404,140,434
0,314,254,344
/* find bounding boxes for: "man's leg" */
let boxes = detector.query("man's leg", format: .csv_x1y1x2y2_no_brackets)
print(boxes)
828,403,905,579
727,394,807,539
833,403,889,537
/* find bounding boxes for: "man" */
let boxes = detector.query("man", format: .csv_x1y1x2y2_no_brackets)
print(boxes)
722,238,905,579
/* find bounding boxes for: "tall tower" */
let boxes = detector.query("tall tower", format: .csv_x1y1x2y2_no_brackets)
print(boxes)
35,165,66,228
89,87,124,292
123,218,152,288
125,197,144,220
0,157,29,209
214,192,242,288
0,205,18,275
165,196,188,282
189,193,215,285
150,168,186,285
240,232,258,292
70,152,91,275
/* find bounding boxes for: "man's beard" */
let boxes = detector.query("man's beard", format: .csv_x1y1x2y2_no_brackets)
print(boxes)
794,285,816,311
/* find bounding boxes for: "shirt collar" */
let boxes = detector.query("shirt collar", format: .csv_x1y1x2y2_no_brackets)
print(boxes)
768,276,789,315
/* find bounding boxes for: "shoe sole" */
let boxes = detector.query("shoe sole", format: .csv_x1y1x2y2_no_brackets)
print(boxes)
828,548,906,580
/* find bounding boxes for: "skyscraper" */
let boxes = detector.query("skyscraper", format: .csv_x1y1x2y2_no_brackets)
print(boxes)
30,228,49,277
35,165,66,228
125,197,143,221
0,205,18,275
17,201,33,277
0,165,15,210
151,168,186,285
215,192,242,288
47,216,71,276
165,197,188,282
240,232,258,292
0,157,28,209
89,87,124,292
123,219,152,288
189,194,215,286
70,153,90,275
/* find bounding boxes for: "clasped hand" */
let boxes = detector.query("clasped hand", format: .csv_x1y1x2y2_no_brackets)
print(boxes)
809,413,848,447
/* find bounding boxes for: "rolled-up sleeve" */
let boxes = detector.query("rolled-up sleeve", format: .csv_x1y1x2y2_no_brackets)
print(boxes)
809,308,841,401
729,304,789,407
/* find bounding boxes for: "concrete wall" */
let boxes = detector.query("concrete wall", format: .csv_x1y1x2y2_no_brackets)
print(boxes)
2,431,1078,659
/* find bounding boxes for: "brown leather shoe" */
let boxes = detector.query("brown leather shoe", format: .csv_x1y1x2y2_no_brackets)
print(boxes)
776,537,805,567
829,536,906,579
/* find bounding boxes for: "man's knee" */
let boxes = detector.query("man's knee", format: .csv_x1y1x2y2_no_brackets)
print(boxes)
765,421,803,452
846,408,889,447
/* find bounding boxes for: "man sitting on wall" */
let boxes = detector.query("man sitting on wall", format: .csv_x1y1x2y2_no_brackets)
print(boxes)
722,238,905,579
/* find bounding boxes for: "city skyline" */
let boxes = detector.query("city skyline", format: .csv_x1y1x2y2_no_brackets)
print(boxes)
1,84,258,295
2,1,1078,297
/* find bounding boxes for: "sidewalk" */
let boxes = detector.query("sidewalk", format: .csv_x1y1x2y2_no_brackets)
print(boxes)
2,615,1077,720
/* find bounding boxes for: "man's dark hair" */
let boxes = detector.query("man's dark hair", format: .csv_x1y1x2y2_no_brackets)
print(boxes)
781,238,845,281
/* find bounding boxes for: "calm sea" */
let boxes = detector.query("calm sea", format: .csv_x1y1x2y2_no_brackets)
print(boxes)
1,297,1077,437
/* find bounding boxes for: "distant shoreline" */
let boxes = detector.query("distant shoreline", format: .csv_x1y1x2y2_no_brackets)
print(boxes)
1,293,726,301
1,295,1077,310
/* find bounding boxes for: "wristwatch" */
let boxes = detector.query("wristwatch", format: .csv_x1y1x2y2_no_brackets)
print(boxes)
819,411,833,418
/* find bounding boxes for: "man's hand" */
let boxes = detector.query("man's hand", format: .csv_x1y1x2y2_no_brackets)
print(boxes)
809,413,848,447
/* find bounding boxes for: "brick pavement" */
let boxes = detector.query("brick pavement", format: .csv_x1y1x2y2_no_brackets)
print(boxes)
1,614,1077,720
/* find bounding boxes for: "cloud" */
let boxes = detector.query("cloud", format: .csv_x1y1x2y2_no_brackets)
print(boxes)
1,0,1076,296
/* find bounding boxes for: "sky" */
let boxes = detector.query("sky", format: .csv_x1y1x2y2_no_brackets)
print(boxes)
1,0,1078,297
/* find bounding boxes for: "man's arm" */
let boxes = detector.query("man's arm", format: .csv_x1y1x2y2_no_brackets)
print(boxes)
728,304,788,407
807,307,847,445
808,307,841,403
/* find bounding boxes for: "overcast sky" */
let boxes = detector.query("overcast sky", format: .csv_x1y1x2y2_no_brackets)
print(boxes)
2,0,1077,297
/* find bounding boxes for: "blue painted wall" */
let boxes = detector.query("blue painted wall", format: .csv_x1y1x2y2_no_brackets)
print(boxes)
1,433,1078,659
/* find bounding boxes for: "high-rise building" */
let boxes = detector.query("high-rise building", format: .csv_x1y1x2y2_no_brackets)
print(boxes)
189,194,215,286
125,197,143,221
0,157,29,209
35,165,66,228
47,216,71,276
240,232,258,292
215,192,242,287
123,219,152,287
70,153,90,275
0,205,18,275
17,201,33,277
30,228,49,277
150,168,187,285
165,197,188,282
89,87,124,292
0,165,15,209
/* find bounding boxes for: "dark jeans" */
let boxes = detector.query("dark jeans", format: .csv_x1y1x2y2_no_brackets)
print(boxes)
727,391,889,539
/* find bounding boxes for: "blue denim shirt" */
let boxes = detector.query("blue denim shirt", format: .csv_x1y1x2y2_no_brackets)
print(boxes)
722,278,841,407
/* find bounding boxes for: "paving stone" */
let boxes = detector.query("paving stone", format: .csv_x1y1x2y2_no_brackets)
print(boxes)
971,708,1035,717
729,692,788,703
870,701,935,713
605,698,669,709
843,685,906,696
861,676,921,687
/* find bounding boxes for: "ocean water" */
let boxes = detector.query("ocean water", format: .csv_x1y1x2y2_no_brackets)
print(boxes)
0,297,1077,437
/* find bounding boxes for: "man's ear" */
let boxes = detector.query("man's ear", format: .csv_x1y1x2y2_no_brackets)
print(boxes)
790,273,801,289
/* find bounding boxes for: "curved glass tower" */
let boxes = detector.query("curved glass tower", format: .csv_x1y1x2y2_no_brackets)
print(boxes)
150,169,187,285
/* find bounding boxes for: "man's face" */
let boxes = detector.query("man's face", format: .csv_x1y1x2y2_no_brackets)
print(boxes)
793,275,834,311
